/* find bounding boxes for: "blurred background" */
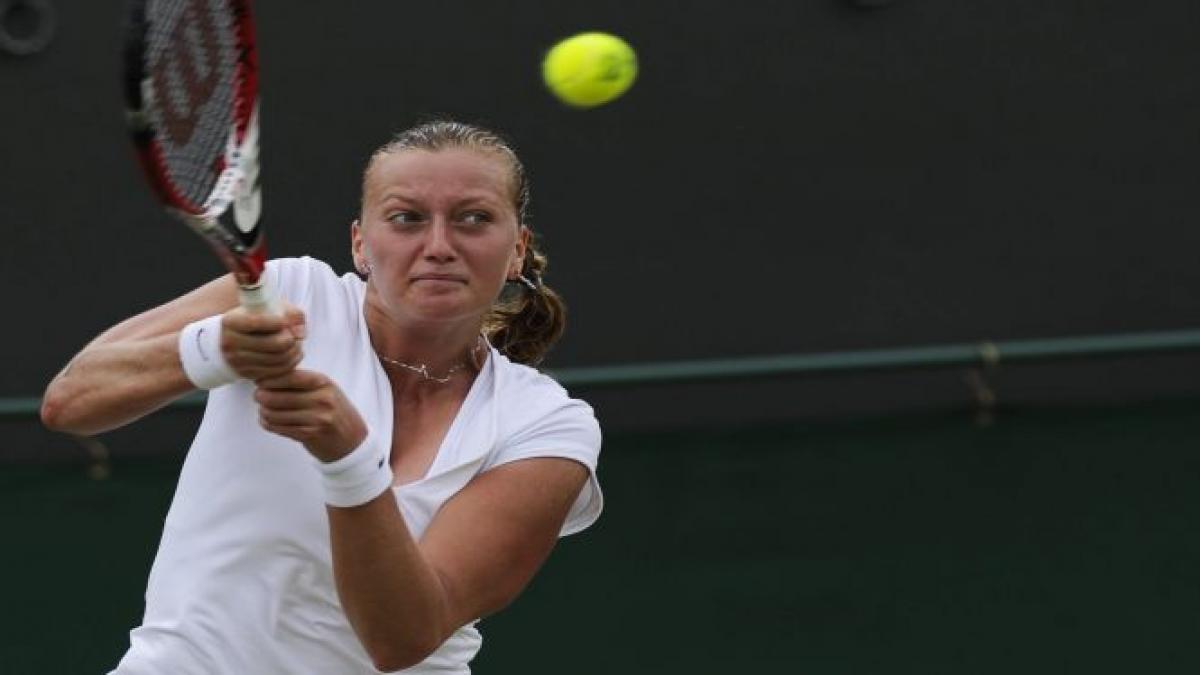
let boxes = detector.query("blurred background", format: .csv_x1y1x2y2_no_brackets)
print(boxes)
2,0,1199,672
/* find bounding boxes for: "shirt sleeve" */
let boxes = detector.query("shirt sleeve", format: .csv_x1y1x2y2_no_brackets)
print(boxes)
263,256,323,309
485,396,604,537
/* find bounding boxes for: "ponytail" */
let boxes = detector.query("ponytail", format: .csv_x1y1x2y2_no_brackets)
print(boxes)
484,236,565,366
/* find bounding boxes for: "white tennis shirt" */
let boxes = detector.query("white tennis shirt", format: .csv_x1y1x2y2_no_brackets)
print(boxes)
111,257,603,674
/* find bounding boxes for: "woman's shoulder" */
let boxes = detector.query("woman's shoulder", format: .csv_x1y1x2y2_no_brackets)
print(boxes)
490,350,575,405
479,351,603,535
266,255,343,285
488,350,600,447
266,256,363,308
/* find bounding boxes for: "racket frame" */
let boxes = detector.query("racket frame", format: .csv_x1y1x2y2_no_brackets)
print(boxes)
122,0,275,312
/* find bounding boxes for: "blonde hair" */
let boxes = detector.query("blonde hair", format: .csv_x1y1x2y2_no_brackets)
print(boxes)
364,120,566,366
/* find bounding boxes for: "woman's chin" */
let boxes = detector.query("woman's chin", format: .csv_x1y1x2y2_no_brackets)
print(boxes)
405,297,484,324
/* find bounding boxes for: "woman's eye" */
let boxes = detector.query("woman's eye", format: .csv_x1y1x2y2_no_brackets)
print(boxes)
461,211,492,226
387,211,423,226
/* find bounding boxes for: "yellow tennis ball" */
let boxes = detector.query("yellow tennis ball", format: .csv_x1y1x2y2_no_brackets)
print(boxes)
542,32,638,108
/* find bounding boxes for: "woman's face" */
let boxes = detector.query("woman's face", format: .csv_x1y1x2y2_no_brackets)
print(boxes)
353,147,528,326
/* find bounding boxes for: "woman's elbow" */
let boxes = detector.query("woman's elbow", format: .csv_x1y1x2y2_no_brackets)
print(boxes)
367,634,444,673
40,384,96,435
39,387,72,432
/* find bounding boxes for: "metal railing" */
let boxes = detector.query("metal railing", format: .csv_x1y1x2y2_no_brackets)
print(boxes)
5,327,1200,419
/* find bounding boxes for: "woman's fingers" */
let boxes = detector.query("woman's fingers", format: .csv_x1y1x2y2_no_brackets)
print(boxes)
222,304,305,337
257,419,320,444
256,369,327,391
253,370,366,462
259,408,328,428
220,304,307,379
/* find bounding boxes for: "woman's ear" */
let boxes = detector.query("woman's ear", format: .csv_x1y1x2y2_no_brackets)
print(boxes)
350,219,370,275
511,225,531,276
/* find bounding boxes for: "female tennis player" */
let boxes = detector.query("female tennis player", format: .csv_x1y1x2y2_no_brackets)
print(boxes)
41,121,602,674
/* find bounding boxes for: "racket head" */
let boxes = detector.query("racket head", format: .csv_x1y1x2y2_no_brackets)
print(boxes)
122,0,267,286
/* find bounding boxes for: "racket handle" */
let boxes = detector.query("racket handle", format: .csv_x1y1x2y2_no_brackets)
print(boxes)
239,278,281,316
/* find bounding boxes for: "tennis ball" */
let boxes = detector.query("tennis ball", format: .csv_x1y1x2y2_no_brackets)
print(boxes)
542,32,638,108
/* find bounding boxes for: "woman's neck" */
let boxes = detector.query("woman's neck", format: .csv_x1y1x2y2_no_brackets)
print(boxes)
363,299,485,386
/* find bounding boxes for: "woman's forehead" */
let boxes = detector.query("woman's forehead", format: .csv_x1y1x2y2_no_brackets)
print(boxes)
365,148,513,200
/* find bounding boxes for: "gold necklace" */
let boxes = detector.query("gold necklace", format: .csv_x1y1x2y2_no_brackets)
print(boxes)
376,338,484,384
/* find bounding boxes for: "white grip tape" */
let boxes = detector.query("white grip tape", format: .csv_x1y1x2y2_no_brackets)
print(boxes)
316,434,394,508
178,314,239,390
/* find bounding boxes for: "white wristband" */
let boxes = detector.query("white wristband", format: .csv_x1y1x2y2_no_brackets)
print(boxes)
316,434,394,508
178,314,239,390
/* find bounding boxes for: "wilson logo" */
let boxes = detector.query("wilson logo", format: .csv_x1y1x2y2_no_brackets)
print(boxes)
152,0,223,147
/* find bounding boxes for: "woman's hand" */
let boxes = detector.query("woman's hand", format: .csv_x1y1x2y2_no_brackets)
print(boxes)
254,369,368,462
220,304,307,381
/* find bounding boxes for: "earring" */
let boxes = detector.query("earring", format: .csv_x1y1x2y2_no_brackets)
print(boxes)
359,260,372,276
516,273,538,291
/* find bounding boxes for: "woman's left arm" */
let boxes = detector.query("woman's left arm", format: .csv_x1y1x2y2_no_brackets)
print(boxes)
330,457,587,672
253,369,588,672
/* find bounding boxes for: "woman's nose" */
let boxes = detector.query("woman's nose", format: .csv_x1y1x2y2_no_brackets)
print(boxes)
422,219,456,261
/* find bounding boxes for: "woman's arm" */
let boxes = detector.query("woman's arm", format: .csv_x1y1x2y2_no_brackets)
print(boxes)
330,457,587,672
254,370,588,671
40,274,305,435
40,276,239,435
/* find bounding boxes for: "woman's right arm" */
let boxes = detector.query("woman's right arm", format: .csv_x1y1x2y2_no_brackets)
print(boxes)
40,275,241,436
43,268,308,436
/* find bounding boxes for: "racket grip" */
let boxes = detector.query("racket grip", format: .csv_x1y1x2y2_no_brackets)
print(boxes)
239,278,282,315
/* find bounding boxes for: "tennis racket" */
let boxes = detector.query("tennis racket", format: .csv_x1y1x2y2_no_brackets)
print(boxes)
122,0,277,313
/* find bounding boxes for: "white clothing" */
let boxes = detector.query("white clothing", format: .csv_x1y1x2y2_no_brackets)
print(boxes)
111,257,603,675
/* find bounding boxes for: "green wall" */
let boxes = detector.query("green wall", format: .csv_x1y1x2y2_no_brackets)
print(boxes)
5,400,1198,673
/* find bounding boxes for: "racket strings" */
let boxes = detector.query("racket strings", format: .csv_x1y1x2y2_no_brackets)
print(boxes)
144,0,242,211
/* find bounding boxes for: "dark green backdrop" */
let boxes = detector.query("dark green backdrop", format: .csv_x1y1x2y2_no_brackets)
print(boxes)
6,400,1198,673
